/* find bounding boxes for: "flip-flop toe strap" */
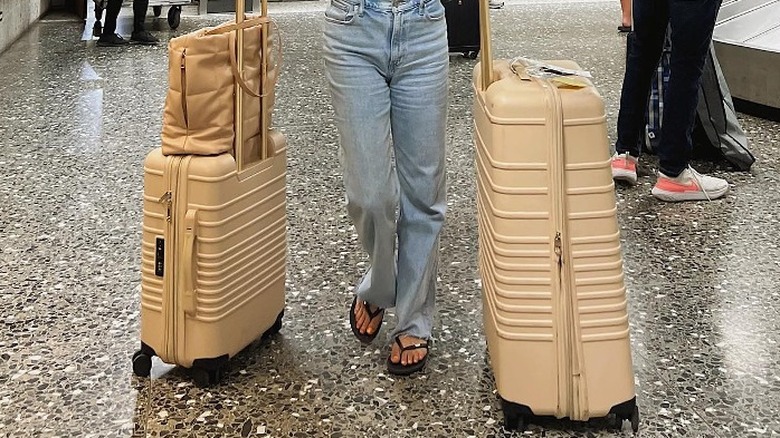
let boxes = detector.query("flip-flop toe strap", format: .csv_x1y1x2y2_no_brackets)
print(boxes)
394,337,429,352
362,301,384,320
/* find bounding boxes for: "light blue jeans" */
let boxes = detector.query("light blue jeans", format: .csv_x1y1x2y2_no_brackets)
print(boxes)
323,0,449,341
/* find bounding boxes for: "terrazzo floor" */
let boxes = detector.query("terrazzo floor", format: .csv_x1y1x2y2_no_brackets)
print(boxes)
1,1,780,437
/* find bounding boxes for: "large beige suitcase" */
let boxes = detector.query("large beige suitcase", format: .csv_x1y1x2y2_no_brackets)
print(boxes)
133,0,286,387
474,1,638,432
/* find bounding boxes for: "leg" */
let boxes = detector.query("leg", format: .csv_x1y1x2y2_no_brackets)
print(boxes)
101,0,122,35
95,0,105,20
658,0,722,177
133,0,149,33
130,0,159,44
323,4,398,313
615,0,669,157
389,0,449,365
96,0,129,45
620,0,631,27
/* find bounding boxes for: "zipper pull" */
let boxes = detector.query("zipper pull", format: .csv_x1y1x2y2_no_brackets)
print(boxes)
554,232,563,262
159,192,172,222
180,49,189,128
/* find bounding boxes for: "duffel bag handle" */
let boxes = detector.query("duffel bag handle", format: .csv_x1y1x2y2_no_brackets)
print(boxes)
211,17,282,101
232,0,274,169
228,33,262,98
203,15,268,35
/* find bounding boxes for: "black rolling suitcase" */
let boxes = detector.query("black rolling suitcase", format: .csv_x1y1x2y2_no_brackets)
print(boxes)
444,0,480,58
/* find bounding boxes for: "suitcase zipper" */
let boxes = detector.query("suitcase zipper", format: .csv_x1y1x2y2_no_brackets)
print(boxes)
163,156,183,364
546,80,588,421
173,157,192,365
545,80,583,420
553,227,568,413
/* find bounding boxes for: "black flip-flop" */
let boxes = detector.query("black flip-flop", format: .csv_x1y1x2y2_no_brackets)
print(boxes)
349,296,384,344
618,25,632,33
387,337,429,376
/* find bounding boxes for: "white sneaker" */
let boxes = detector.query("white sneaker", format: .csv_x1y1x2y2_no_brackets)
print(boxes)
489,0,504,9
611,153,638,185
651,167,729,202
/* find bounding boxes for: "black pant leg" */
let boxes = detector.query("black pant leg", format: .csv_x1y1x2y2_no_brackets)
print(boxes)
133,0,150,33
614,0,670,157
657,0,722,176
101,0,122,35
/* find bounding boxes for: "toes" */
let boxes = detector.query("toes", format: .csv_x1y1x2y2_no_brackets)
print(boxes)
391,347,401,364
355,306,367,333
367,310,380,334
354,302,380,335
402,350,421,366
355,315,364,333
391,337,428,368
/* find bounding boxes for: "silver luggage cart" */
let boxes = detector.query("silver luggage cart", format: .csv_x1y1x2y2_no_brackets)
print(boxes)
93,0,194,30
148,0,194,29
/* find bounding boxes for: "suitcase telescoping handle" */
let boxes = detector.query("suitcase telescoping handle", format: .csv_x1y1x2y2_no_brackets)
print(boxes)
234,0,270,172
478,0,494,91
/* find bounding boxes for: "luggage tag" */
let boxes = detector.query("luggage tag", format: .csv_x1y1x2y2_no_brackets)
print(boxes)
548,76,589,89
509,58,533,81
510,57,591,88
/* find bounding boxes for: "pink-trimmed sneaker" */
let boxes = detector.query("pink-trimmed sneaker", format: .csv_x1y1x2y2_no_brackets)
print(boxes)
651,167,729,202
611,153,638,185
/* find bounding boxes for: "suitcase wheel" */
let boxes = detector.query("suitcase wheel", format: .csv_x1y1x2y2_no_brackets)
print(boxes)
262,310,284,339
611,405,640,434
132,350,153,378
191,355,230,388
630,405,640,433
191,366,225,388
503,412,526,432
501,399,529,432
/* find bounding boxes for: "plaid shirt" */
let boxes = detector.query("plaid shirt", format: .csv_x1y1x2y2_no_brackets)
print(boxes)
644,27,673,153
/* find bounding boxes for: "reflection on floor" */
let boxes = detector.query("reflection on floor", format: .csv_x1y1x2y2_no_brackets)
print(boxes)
1,2,780,437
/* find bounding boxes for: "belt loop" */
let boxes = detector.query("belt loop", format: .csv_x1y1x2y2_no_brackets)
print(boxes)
418,0,424,14
358,0,365,16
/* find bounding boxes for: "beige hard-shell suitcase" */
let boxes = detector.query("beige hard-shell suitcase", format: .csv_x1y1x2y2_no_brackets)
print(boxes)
474,0,638,432
133,0,286,387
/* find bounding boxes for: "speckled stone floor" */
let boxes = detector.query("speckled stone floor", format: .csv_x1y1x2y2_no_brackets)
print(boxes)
2,1,780,437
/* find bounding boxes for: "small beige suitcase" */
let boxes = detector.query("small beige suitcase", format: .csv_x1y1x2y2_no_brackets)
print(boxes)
474,0,638,432
133,0,286,387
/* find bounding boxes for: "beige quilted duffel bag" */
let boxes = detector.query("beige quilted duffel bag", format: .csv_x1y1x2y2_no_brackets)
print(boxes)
161,17,280,156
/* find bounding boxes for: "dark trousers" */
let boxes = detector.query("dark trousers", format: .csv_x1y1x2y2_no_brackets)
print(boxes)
102,0,149,35
615,0,722,177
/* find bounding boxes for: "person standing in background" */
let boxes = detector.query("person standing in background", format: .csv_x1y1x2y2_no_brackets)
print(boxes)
96,0,159,46
611,0,729,202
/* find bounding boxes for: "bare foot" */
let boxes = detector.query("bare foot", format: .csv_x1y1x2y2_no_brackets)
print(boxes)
389,335,428,366
353,299,383,336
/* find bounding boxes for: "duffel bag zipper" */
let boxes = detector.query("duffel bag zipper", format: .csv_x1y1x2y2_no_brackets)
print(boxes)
181,49,189,128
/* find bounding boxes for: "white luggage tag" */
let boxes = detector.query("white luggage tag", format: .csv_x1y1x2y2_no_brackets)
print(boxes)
510,57,592,88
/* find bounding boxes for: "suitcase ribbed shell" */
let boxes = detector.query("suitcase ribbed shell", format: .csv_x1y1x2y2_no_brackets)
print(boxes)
474,60,635,421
